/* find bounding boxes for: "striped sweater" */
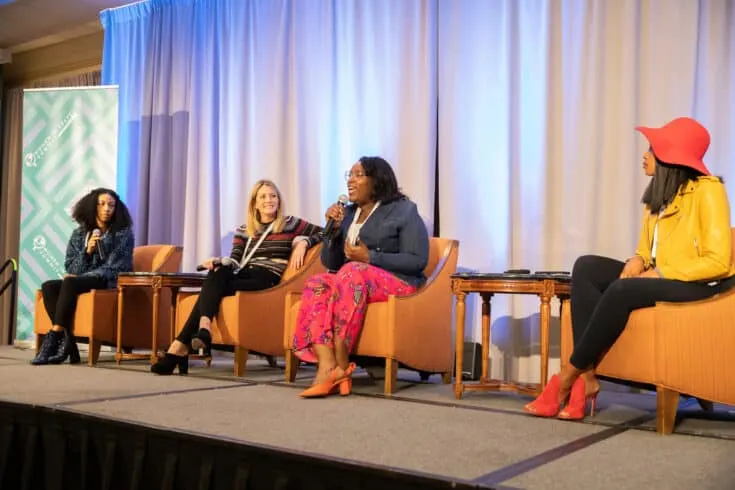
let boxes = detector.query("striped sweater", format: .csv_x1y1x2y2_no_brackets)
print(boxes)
229,216,323,277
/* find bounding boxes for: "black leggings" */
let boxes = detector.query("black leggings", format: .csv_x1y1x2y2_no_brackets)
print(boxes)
569,255,728,369
41,276,108,331
176,266,280,345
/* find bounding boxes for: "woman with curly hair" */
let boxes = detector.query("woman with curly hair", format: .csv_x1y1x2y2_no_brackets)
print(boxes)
32,188,134,365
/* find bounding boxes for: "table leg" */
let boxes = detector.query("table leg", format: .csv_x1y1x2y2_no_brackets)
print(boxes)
115,286,124,364
150,284,161,364
170,287,179,347
539,292,551,390
480,293,492,382
454,292,466,400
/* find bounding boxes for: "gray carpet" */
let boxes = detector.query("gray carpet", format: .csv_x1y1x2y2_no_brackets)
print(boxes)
2,346,734,489
505,430,735,490
65,384,605,481
0,359,243,406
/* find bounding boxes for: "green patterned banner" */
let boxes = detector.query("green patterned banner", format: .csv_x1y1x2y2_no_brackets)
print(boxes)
18,86,119,341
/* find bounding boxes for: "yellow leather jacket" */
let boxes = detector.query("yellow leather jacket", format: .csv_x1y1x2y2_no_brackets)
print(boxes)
635,176,734,282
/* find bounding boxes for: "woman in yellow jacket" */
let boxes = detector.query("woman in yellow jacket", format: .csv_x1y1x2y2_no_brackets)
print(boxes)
526,117,734,420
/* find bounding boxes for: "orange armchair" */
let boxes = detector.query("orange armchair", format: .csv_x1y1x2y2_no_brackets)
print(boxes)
34,245,182,365
284,237,460,395
175,244,326,376
561,228,735,434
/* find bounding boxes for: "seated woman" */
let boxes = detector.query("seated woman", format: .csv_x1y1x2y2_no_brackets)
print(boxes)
526,117,735,420
152,179,322,375
292,156,430,397
32,188,134,365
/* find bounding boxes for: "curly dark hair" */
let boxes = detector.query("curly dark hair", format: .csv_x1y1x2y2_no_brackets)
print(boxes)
71,188,133,232
358,156,406,204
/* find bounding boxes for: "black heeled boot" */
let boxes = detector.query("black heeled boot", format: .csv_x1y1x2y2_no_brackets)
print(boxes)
48,330,80,365
191,328,212,355
31,330,63,365
151,353,189,375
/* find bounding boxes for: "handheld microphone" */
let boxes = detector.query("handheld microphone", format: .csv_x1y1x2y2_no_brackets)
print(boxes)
196,257,237,271
323,194,348,237
92,229,105,260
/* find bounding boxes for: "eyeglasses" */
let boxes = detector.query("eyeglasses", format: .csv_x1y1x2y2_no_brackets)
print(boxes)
344,171,367,181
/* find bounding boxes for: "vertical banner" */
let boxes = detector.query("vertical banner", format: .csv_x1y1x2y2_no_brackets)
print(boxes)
17,86,119,342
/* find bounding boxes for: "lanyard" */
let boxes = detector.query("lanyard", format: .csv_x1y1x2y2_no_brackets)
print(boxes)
238,221,275,269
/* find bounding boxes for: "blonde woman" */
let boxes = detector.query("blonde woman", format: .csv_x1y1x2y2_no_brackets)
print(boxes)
152,180,323,375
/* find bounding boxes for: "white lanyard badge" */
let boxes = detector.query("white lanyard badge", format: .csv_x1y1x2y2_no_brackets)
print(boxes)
237,221,275,270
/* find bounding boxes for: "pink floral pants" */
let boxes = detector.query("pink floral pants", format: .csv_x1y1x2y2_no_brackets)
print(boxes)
292,262,417,363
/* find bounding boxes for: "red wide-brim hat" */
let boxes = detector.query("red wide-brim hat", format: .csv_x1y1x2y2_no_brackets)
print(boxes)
635,117,711,176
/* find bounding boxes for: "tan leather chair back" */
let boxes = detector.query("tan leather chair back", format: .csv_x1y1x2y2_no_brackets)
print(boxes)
424,237,457,282
133,245,182,273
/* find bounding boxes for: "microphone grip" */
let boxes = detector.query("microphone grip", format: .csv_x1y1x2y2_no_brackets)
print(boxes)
196,259,221,271
324,196,348,238
323,218,337,237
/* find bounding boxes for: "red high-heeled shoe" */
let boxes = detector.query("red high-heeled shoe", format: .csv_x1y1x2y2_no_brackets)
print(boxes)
558,378,597,420
299,363,356,398
339,363,356,396
524,374,565,417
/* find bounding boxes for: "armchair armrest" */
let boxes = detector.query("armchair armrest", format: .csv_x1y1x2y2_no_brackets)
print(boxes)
652,286,735,405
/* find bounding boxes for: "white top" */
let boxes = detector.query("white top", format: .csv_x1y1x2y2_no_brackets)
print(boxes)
346,202,381,246
651,210,664,261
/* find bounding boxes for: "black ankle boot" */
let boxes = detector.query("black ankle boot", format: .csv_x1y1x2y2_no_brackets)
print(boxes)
191,328,212,355
48,330,79,365
31,330,63,365
151,353,189,375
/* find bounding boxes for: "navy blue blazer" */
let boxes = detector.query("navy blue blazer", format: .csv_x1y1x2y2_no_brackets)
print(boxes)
321,198,430,288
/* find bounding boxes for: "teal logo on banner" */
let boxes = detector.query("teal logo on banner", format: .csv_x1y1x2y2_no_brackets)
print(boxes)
17,86,118,341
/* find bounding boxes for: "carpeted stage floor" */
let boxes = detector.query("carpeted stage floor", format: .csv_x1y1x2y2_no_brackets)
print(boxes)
1,345,734,489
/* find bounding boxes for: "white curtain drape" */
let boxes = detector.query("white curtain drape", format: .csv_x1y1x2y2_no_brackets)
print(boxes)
438,0,735,382
101,0,437,272
95,0,735,382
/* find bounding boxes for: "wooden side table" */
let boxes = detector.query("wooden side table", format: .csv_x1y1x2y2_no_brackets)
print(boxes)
115,272,206,364
451,272,571,399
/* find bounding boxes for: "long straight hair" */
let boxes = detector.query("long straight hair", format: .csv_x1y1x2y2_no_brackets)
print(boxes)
641,157,703,214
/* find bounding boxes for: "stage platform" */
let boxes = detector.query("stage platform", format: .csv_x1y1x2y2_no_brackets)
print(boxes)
1,345,734,490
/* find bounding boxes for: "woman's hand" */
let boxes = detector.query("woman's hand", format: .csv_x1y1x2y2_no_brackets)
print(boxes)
325,204,346,229
344,241,370,263
291,240,308,270
86,234,100,255
638,269,660,278
202,257,220,271
619,256,645,278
